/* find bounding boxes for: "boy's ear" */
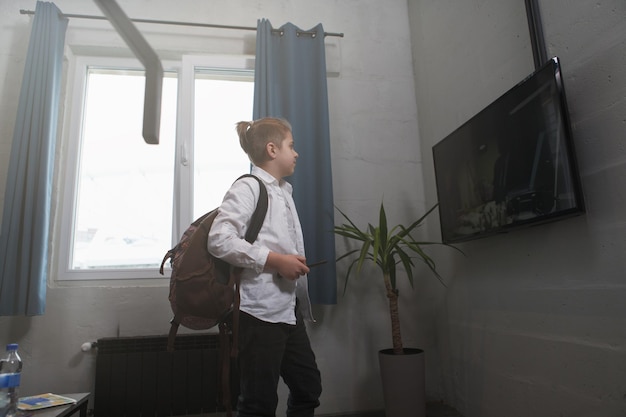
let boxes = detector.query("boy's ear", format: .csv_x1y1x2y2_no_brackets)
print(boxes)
266,142,277,159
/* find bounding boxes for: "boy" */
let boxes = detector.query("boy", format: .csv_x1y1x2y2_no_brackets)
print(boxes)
207,117,322,417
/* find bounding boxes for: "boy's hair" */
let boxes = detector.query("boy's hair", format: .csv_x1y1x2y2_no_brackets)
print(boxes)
236,117,292,165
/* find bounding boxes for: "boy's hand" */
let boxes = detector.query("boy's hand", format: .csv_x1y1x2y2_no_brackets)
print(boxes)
265,252,310,280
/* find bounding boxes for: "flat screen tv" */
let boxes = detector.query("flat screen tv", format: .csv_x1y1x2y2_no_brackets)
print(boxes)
432,57,585,244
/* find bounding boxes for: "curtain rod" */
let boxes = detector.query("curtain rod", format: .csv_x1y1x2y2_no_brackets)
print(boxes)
19,9,344,38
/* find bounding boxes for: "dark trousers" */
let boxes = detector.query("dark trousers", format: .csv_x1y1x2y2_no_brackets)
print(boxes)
237,309,322,417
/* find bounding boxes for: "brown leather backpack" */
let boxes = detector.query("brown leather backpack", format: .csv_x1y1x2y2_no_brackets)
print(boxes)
159,174,268,416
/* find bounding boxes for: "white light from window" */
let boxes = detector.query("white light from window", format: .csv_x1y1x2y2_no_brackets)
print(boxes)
71,70,177,270
68,67,254,273
193,76,254,218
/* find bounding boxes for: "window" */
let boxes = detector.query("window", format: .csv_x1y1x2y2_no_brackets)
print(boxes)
57,55,253,281
192,68,256,218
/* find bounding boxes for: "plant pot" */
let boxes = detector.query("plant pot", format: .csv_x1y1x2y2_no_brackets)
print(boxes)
378,348,425,417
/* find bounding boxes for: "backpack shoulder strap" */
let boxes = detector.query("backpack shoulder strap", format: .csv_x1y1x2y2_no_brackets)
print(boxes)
237,174,268,243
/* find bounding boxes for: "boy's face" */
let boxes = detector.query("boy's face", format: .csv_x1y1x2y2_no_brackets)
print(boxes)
275,132,299,177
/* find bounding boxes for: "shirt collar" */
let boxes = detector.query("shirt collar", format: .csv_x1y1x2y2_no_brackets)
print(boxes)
251,165,293,193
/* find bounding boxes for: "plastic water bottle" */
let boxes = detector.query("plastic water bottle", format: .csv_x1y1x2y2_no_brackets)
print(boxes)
0,344,22,417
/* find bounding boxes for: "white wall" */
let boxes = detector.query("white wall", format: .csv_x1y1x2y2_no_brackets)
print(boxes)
0,0,425,415
408,0,626,416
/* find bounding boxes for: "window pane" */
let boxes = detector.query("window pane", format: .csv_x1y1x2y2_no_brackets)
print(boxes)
71,70,177,270
193,75,253,218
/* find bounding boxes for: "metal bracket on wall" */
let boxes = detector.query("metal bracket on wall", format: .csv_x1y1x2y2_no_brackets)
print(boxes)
524,0,548,70
93,0,163,145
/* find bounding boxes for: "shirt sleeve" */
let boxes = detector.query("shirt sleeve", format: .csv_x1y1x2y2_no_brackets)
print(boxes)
207,177,269,273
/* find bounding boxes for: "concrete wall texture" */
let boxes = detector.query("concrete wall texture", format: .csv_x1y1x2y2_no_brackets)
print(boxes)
408,1,626,416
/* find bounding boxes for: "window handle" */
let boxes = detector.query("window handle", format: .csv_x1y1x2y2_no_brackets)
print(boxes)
181,142,189,166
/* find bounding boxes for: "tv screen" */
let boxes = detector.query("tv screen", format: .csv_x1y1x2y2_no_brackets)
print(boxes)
432,57,585,243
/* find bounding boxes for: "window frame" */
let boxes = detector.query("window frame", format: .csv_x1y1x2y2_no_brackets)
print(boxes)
54,53,254,283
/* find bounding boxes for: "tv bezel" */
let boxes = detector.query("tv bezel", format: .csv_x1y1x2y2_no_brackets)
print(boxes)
432,57,585,244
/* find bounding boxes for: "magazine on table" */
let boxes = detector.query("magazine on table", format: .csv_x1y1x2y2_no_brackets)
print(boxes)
18,393,77,410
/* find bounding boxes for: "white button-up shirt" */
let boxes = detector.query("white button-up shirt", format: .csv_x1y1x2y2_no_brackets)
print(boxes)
207,166,313,324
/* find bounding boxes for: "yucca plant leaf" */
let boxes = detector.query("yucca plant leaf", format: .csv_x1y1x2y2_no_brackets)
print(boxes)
335,206,363,232
403,238,435,265
370,224,381,266
356,239,372,273
379,203,388,252
403,241,446,287
411,240,467,257
395,246,416,287
408,204,439,229
387,225,404,249
335,248,362,263
334,222,369,242
333,227,362,241
342,258,360,294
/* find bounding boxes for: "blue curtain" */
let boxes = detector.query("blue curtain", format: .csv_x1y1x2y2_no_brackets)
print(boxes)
254,19,336,304
0,1,68,316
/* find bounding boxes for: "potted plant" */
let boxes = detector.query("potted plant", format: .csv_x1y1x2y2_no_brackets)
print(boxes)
333,202,461,417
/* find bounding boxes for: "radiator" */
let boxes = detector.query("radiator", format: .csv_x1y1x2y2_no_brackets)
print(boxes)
94,333,238,416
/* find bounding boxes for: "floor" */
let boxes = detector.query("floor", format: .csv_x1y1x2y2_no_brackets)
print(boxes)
202,401,464,417
319,401,463,417
425,402,464,417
